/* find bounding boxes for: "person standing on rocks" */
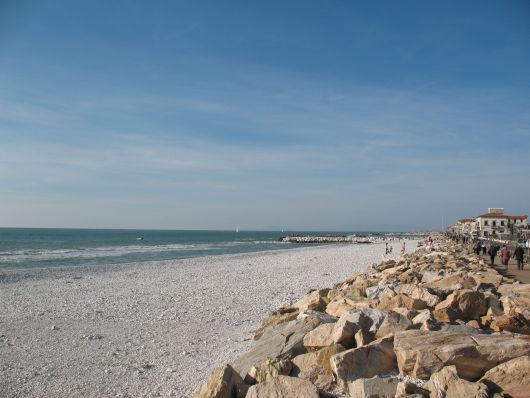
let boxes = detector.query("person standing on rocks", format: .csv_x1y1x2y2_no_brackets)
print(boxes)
401,241,406,255
500,244,510,268
513,245,525,270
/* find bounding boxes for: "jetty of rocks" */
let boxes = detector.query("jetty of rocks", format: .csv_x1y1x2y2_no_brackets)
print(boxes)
279,236,370,244
193,234,530,398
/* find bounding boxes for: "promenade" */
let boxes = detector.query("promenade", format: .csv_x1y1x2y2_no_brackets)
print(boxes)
479,250,530,284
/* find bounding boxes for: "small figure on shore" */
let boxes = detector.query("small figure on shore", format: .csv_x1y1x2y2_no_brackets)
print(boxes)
385,242,389,255
401,242,406,255
481,242,486,255
488,244,499,266
513,245,525,270
500,245,510,268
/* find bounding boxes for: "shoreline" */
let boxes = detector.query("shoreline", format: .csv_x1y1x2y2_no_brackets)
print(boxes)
0,241,408,283
0,240,418,397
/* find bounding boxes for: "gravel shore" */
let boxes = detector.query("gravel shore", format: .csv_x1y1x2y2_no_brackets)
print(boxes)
0,240,417,397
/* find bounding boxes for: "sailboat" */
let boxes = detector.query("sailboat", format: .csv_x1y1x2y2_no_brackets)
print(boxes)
236,227,239,233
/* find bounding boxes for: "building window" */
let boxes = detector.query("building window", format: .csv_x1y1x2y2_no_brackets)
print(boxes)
501,221,505,226
484,221,488,226
493,221,497,227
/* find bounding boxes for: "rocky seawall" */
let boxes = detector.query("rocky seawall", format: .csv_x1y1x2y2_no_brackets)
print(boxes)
193,234,530,398
279,236,371,244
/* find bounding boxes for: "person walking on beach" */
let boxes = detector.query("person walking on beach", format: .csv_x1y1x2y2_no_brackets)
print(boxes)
500,245,510,268
514,245,525,270
401,241,406,255
385,242,389,255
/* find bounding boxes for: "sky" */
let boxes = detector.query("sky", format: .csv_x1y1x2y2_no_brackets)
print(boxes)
0,1,529,231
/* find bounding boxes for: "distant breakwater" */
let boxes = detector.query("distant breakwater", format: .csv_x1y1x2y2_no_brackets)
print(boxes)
278,235,372,244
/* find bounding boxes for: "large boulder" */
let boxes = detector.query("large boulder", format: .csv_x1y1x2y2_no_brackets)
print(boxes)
471,271,503,289
394,284,442,307
294,289,330,312
347,376,400,398
291,344,345,375
325,297,376,317
499,284,530,321
330,335,397,392
394,330,530,381
425,272,477,292
193,364,246,398
378,293,428,311
479,355,530,395
245,376,319,398
233,316,321,377
302,323,336,349
433,290,487,323
491,313,530,335
374,311,414,339
245,358,292,385
297,365,335,391
252,306,299,340
426,365,489,398
303,309,374,349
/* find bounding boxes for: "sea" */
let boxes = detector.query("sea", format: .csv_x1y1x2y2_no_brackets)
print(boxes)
0,228,385,270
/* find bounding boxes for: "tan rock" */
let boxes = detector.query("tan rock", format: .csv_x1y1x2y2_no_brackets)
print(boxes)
245,375,319,398
393,307,419,320
302,323,336,349
394,284,442,307
245,358,292,385
490,313,530,334
354,327,372,347
291,344,345,375
480,355,530,395
394,330,530,381
426,365,489,398
325,297,376,317
412,309,434,325
395,380,429,398
193,364,245,398
233,316,321,377
425,272,477,292
294,289,329,312
471,271,503,289
378,293,428,311
347,376,400,398
374,311,414,339
486,295,504,317
297,365,335,391
331,335,397,392
253,306,299,340
500,284,530,320
433,289,487,322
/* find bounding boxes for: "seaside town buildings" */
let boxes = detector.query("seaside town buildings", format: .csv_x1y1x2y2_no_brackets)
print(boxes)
449,208,528,241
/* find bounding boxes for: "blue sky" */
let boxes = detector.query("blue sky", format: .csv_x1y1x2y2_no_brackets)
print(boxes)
0,1,529,230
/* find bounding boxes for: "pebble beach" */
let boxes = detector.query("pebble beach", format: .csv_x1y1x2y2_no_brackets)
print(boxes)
0,240,416,397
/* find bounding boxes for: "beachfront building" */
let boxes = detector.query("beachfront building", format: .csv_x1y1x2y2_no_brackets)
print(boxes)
475,208,527,239
455,218,476,235
449,208,528,240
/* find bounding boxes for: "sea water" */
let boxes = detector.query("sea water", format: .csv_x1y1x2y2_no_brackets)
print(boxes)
0,228,367,270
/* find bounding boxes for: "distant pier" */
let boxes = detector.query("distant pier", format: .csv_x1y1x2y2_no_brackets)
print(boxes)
278,235,373,244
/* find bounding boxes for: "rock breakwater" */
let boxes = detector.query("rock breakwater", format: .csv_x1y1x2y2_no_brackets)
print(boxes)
193,234,530,397
279,236,371,244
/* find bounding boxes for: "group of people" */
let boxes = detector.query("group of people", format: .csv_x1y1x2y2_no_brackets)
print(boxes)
384,241,407,256
466,237,527,270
